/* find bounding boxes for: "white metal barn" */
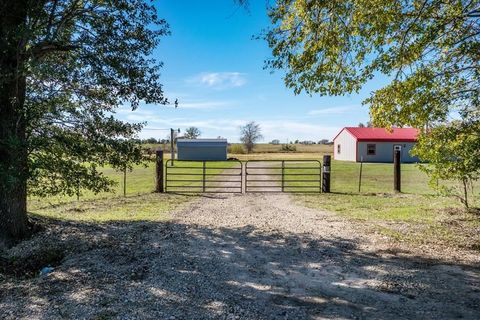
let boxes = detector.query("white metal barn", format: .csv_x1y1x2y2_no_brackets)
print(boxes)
333,127,420,163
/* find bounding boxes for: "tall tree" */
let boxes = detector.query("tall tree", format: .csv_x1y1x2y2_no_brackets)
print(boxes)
265,0,479,119
240,121,263,153
0,0,169,247
264,0,480,202
184,127,201,139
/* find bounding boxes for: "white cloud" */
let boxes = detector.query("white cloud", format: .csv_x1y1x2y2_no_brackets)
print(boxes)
308,105,361,115
179,100,236,109
186,72,247,89
139,117,340,142
114,105,342,141
259,120,340,141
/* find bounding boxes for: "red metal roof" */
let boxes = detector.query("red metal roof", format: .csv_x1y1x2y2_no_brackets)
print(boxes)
335,127,419,142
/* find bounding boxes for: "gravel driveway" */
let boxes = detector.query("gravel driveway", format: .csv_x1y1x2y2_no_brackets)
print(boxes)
1,193,479,319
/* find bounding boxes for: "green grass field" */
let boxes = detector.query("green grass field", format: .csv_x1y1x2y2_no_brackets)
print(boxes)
28,148,479,250
28,160,241,222
235,150,479,250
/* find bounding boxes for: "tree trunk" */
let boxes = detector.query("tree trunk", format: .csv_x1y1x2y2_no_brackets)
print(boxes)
0,1,30,249
462,178,469,209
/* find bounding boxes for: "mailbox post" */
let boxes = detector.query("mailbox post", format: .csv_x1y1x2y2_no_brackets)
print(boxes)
322,155,331,193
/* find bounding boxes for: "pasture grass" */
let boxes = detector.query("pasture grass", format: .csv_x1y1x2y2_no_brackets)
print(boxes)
30,193,189,222
28,151,479,251
234,143,332,154
28,160,238,222
237,153,480,250
28,163,158,209
296,190,480,250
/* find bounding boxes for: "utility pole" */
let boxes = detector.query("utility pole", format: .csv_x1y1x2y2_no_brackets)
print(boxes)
170,128,175,165
170,128,180,165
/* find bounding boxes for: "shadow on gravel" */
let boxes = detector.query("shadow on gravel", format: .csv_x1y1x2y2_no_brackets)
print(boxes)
1,217,479,319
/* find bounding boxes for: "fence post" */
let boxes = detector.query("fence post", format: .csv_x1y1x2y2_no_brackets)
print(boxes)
202,161,206,192
394,150,401,192
155,149,164,193
76,179,80,201
322,155,331,193
281,160,285,192
123,166,127,197
358,156,363,192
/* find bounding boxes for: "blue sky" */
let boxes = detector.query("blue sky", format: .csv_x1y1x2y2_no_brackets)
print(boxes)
118,0,389,142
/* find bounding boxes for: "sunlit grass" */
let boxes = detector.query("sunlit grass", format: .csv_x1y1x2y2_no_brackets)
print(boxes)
30,193,190,222
296,192,480,250
28,160,238,222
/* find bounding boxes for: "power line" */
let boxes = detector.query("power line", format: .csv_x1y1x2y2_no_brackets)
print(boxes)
142,128,172,131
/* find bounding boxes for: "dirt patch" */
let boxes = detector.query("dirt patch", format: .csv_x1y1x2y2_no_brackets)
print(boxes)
1,194,479,319
0,247,64,279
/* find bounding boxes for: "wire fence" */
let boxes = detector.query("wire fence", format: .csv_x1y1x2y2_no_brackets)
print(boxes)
28,158,480,211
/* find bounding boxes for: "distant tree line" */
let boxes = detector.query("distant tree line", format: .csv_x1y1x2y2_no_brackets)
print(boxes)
271,139,332,145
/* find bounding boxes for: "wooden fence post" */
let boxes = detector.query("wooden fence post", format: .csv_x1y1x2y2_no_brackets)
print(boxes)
394,150,401,192
155,150,164,193
123,166,127,197
358,156,363,193
322,155,331,193
202,161,206,192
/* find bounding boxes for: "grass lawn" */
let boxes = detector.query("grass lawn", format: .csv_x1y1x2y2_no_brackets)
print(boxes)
28,150,480,251
232,151,480,251
296,192,480,250
30,193,190,222
28,162,159,211
28,160,239,222
27,160,192,222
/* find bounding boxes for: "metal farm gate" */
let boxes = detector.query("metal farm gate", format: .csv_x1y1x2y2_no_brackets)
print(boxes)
165,159,243,193
164,159,324,194
245,160,322,193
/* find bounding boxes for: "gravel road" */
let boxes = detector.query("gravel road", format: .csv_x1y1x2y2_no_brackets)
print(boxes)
1,193,479,319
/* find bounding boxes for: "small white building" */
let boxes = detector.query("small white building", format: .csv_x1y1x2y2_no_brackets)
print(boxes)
333,127,420,163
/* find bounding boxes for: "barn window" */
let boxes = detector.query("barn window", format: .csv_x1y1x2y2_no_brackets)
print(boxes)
337,144,341,154
367,144,376,155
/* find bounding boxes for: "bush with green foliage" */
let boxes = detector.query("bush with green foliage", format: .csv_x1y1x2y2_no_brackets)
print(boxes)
414,122,480,208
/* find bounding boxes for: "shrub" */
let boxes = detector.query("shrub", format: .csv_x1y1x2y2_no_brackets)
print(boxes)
228,144,245,154
281,144,296,152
